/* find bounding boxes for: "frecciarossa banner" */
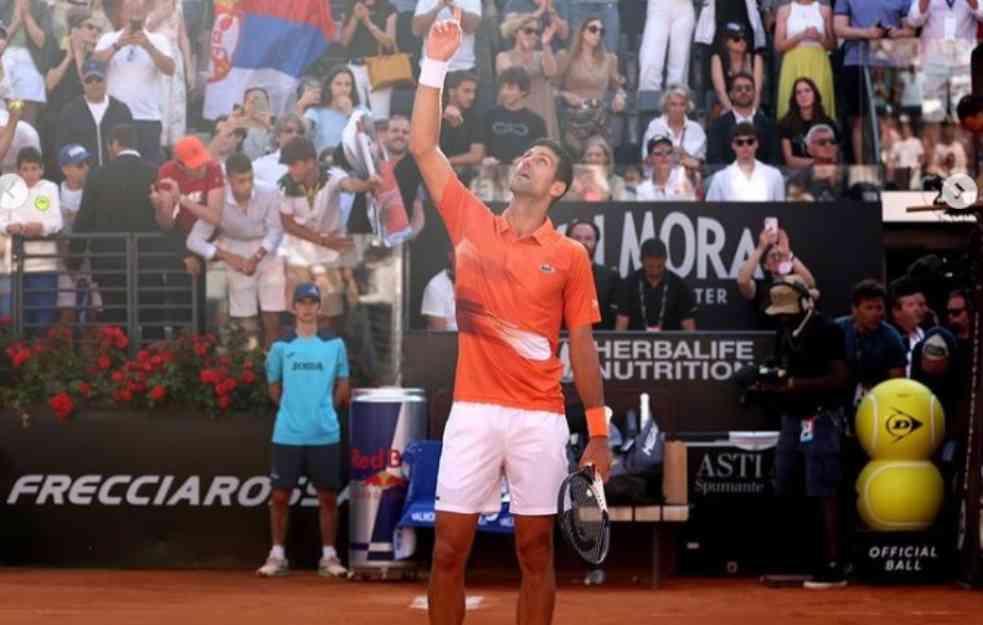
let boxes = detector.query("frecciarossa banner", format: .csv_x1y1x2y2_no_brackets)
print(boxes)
408,200,882,330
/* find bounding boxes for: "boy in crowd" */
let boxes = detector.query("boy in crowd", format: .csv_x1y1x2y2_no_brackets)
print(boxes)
482,67,547,165
56,144,101,327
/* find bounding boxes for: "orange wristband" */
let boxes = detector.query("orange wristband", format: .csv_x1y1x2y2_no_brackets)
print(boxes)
586,406,608,438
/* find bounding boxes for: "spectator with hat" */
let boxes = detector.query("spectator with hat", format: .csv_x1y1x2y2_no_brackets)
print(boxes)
155,135,223,236
635,133,695,201
614,238,696,332
55,57,133,168
55,143,101,327
737,226,817,331
705,123,785,201
186,152,285,350
277,137,379,330
762,273,850,589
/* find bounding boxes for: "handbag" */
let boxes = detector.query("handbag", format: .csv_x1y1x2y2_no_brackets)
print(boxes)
365,43,415,91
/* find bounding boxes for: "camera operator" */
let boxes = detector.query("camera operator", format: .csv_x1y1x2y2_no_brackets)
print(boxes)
758,275,850,589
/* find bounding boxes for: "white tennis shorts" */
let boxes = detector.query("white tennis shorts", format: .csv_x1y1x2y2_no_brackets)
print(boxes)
436,402,570,516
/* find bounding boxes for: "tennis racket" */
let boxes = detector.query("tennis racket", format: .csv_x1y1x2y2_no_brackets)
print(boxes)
557,464,610,566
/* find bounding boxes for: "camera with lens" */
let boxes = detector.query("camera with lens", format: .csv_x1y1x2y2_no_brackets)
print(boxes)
732,361,788,406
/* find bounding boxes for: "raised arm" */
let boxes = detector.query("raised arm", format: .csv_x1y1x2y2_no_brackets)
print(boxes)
408,8,463,207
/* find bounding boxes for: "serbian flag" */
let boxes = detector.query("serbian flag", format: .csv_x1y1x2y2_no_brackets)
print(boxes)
204,0,336,120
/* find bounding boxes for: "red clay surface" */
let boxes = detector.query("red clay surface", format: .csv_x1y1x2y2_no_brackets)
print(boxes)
1,570,982,625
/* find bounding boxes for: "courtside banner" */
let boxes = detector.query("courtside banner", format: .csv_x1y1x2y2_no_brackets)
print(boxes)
403,332,775,433
408,201,882,331
0,412,347,567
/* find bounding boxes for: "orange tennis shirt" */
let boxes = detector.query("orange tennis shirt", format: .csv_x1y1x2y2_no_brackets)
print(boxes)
437,177,600,414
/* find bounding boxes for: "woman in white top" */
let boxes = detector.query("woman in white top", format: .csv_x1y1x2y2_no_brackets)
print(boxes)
774,0,836,122
640,84,706,173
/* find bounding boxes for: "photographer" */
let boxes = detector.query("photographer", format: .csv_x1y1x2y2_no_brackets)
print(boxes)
758,275,850,589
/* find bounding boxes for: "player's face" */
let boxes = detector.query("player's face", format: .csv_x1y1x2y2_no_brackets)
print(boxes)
510,145,564,200
853,298,885,332
568,223,597,258
292,297,320,321
18,162,43,186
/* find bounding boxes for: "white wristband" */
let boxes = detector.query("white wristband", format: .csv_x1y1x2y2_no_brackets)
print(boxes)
419,58,449,89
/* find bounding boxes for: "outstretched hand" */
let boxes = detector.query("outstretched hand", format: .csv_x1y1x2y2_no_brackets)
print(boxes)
426,7,462,62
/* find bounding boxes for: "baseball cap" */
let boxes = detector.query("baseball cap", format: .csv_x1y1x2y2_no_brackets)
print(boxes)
766,275,812,316
646,133,673,156
58,144,92,168
922,334,950,360
174,136,211,169
724,22,747,38
82,58,107,81
293,282,321,302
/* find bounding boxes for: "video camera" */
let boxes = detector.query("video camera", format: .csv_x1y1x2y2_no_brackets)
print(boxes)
732,361,788,407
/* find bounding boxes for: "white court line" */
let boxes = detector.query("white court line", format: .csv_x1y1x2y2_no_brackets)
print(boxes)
409,595,484,611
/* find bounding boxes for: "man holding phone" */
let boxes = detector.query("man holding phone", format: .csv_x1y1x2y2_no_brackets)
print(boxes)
93,0,175,165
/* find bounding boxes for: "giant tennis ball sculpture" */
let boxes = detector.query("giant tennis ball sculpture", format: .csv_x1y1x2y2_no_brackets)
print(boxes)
855,379,945,460
856,460,944,531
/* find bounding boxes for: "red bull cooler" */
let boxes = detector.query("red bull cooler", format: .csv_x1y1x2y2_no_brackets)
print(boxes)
349,387,426,578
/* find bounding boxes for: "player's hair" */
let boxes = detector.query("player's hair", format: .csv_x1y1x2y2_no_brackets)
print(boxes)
852,278,887,307
529,138,573,205
225,152,253,176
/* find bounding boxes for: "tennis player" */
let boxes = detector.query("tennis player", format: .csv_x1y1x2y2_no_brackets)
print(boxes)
409,11,611,625
257,282,351,578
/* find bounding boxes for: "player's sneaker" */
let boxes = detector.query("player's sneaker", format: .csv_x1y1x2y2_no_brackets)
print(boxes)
803,561,847,589
318,555,348,578
256,555,289,577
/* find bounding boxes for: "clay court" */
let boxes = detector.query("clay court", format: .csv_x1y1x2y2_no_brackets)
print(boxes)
1,569,980,625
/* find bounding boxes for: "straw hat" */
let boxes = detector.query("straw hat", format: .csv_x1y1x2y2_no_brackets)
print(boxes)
500,14,539,41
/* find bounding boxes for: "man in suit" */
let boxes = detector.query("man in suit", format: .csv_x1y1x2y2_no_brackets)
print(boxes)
706,72,780,168
70,123,176,331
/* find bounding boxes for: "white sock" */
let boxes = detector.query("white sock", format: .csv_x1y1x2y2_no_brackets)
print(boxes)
322,546,337,560
270,545,285,560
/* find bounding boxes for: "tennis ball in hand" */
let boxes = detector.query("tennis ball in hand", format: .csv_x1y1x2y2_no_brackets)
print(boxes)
855,379,944,460
856,460,944,532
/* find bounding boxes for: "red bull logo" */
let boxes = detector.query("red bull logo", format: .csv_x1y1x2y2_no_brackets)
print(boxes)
351,448,403,472
362,471,409,489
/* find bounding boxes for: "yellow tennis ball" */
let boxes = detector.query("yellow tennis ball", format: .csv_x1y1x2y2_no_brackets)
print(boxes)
856,460,944,532
855,379,944,460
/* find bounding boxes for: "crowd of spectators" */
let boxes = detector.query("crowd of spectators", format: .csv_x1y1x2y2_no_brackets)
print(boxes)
0,0,979,349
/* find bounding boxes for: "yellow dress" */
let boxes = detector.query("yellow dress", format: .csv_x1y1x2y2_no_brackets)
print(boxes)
776,2,836,121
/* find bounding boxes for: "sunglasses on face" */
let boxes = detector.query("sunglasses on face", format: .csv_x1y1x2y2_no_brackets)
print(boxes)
652,149,673,157
728,34,746,42
521,27,539,35
586,25,604,35
814,138,837,146
732,84,753,93
947,307,966,316
733,138,757,147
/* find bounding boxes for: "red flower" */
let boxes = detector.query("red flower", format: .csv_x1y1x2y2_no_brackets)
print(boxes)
111,370,125,383
114,334,129,350
241,370,256,385
160,351,175,364
243,359,254,369
193,342,209,357
129,381,146,394
117,388,133,402
149,385,166,401
151,355,164,367
97,355,112,370
217,395,231,410
48,392,75,421
137,350,150,362
76,382,92,398
200,369,219,384
222,378,237,394
12,348,30,367
142,362,153,372
219,356,231,367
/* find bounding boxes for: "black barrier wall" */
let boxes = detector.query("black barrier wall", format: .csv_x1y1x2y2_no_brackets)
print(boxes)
408,201,883,331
